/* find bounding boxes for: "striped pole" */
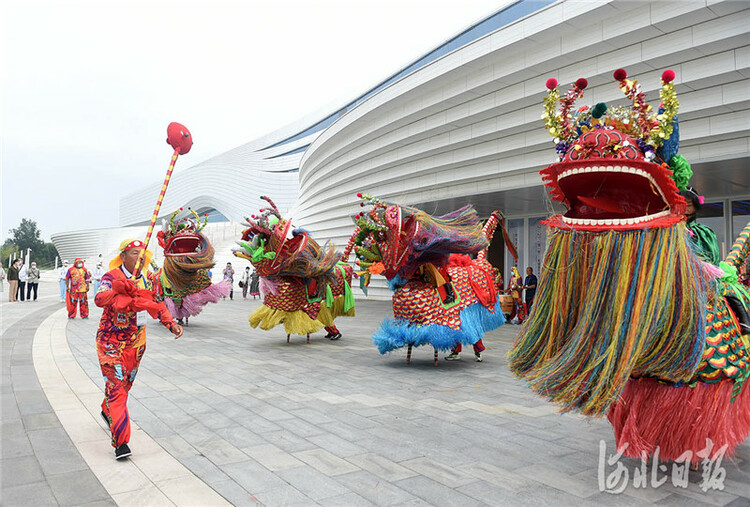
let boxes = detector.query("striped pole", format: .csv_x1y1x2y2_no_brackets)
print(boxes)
131,148,181,280
725,222,750,270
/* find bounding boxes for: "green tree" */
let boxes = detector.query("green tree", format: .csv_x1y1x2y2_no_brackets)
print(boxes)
5,219,59,269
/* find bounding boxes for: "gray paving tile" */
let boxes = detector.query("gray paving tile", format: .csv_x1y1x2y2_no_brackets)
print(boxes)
220,459,287,494
395,475,485,506
317,492,376,506
276,465,351,500
252,484,314,506
333,470,421,506
21,412,61,431
0,455,45,487
1,480,58,506
209,479,259,506
47,469,111,506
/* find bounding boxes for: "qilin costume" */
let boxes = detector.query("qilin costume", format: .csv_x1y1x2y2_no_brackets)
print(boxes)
151,208,231,325
349,194,516,365
232,196,355,342
509,68,750,464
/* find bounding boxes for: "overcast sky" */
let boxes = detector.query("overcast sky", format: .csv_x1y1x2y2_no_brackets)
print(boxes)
2,0,507,241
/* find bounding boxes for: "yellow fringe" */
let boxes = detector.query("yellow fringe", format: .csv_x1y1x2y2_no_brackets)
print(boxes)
248,305,324,335
316,296,356,326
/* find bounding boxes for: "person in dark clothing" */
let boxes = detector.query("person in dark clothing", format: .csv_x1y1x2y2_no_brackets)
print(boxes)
524,266,538,313
7,259,20,302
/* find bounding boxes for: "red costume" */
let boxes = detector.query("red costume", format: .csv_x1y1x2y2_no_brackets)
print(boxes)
66,258,91,318
95,241,177,450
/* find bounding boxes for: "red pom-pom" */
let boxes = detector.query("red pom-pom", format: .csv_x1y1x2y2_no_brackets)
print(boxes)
613,68,627,81
204,213,208,216
251,214,256,218
356,192,362,198
360,202,365,207
661,69,675,83
179,207,183,210
575,78,588,89
545,78,558,90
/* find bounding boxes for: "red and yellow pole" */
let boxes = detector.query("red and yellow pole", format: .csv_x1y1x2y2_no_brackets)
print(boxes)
132,122,193,279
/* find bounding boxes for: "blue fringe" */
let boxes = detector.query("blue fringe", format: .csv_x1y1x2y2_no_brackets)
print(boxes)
373,300,505,354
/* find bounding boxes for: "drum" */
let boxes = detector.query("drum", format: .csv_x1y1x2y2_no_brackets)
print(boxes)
499,295,514,315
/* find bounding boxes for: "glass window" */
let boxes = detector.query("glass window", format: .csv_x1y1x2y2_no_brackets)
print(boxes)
698,201,726,258
505,218,524,285
731,199,750,239
526,217,547,277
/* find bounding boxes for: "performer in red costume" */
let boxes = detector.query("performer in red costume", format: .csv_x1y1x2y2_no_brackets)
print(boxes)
66,258,91,319
95,239,183,459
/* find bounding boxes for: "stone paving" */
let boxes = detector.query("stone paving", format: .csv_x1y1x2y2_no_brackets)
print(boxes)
2,277,750,506
1,279,114,506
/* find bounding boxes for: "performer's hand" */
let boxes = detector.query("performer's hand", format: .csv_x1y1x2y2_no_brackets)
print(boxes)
171,324,184,339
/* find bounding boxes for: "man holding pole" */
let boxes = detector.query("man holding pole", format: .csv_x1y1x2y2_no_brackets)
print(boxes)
95,239,183,459
94,121,191,459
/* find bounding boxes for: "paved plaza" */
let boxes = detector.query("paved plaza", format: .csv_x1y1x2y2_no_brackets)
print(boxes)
2,277,750,506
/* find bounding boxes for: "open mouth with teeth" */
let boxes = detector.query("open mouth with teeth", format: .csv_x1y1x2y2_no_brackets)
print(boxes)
165,234,206,257
541,129,686,231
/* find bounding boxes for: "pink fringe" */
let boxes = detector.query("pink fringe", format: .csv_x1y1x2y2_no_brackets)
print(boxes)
699,260,724,280
164,279,231,318
260,277,279,296
608,378,750,464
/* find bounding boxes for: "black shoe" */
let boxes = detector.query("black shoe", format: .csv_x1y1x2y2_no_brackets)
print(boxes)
330,332,341,341
324,333,333,339
115,443,132,460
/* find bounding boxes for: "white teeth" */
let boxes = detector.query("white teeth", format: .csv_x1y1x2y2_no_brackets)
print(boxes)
612,219,621,225
584,167,592,173
583,219,591,225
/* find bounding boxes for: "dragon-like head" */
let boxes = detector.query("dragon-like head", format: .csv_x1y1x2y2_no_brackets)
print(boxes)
541,69,689,231
157,208,209,258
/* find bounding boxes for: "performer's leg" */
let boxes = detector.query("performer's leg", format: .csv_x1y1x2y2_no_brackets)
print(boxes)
446,343,461,360
19,282,25,301
324,325,341,340
80,296,89,318
60,280,66,301
242,284,248,299
32,283,38,301
473,340,485,362
66,292,76,318
99,345,145,450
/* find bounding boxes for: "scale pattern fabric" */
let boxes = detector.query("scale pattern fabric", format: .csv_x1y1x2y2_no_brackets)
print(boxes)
375,255,505,353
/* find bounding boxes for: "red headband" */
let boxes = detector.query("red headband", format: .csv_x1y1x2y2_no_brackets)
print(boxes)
122,240,144,251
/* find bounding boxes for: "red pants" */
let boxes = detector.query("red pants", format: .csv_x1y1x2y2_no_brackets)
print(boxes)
452,339,485,354
67,292,89,318
98,343,145,447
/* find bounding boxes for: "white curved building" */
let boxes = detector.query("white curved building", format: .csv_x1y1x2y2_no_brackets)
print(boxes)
55,0,749,299
293,0,750,298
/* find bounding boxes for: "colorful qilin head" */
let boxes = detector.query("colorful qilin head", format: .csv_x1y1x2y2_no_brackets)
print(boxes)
233,196,337,283
157,208,209,258
348,193,488,289
541,69,692,231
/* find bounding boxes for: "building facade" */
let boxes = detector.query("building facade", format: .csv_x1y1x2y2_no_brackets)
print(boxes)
54,0,749,299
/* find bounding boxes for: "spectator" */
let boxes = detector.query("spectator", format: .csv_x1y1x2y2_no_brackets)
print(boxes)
27,262,41,301
524,266,538,313
58,260,69,302
17,259,28,301
249,268,260,299
222,262,235,300
92,262,105,294
240,267,251,299
0,264,5,293
8,259,20,302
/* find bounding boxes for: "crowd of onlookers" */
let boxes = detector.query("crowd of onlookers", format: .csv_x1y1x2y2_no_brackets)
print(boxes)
1,258,41,302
